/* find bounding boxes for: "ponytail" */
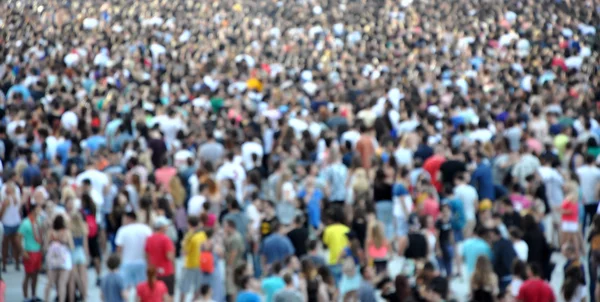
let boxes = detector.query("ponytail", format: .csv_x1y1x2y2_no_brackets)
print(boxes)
147,266,157,290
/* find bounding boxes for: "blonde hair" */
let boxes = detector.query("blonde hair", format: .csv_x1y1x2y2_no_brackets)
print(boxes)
471,256,496,289
70,211,88,238
371,223,385,248
169,177,186,207
61,187,76,204
352,169,370,195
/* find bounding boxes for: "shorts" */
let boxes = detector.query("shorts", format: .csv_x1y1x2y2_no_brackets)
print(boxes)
561,221,579,233
71,246,87,265
23,251,42,274
88,235,101,259
179,268,203,293
158,275,175,296
120,261,147,288
395,217,409,237
4,224,19,236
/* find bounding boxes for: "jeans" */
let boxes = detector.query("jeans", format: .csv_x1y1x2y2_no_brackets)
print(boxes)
375,201,394,240
329,264,342,285
437,244,453,277
499,275,512,293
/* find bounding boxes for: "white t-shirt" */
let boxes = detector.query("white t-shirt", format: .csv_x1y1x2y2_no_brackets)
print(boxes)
158,117,184,146
61,111,79,130
510,278,523,297
454,184,479,221
0,188,21,226
115,223,152,263
187,195,206,217
241,141,264,170
513,240,528,261
246,203,261,233
216,161,246,202
76,169,109,195
341,130,360,148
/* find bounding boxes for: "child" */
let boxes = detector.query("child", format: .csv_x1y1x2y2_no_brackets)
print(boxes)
100,254,127,302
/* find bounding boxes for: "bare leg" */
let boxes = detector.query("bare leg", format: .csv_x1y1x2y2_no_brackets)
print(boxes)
58,270,71,302
11,235,20,270
2,235,8,271
68,271,76,302
22,274,30,299
31,273,39,299
45,270,57,302
77,264,88,301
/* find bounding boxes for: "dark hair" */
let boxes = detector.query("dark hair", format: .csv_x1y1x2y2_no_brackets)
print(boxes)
528,262,543,277
106,253,121,270
394,275,412,301
512,259,528,281
307,239,319,251
53,215,66,230
81,194,96,216
427,276,448,299
283,273,293,285
200,284,211,296
225,219,236,230
187,216,200,228
562,266,585,301
509,227,523,239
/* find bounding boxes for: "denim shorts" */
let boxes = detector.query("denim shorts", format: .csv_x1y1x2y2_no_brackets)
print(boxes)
4,225,19,236
120,261,147,288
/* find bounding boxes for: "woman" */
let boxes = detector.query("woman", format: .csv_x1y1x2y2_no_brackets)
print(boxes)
373,168,394,240
393,168,413,255
69,211,88,302
366,222,390,274
559,182,584,256
299,258,328,302
522,214,552,280
562,265,586,302
108,190,130,251
470,256,498,302
44,215,74,302
81,194,102,286
1,182,22,272
136,267,169,302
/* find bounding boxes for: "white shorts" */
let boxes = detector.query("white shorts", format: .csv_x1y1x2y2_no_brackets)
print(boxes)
561,221,578,233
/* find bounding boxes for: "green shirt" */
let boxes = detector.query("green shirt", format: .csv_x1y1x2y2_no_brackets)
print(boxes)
18,218,41,252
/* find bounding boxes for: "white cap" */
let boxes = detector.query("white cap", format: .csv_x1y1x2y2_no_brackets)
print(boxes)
153,216,171,229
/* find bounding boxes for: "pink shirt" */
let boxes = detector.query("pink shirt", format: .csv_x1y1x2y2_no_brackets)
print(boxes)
154,167,177,192
421,198,440,221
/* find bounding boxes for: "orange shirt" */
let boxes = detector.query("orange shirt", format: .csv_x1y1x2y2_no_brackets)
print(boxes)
356,135,375,170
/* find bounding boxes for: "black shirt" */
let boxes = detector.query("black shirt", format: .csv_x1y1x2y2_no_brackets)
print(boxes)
405,232,427,259
492,238,517,278
435,219,452,245
287,227,309,258
502,211,522,229
373,183,393,202
260,216,279,242
440,160,466,185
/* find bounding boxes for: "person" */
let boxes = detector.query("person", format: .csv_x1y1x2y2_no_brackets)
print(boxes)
145,216,176,299
490,228,518,292
136,267,169,302
261,262,285,302
236,276,261,302
558,183,584,256
453,174,478,238
576,155,600,231
366,221,390,275
358,266,378,302
273,272,302,302
260,222,295,271
425,276,450,302
509,227,529,262
18,202,42,302
510,260,528,300
100,254,128,302
522,214,552,280
435,203,455,277
287,215,309,258
115,210,152,289
81,193,103,286
0,180,21,272
69,210,89,302
562,266,586,302
470,256,499,302
196,284,216,302
462,227,492,278
179,216,207,302
322,208,350,282
224,219,246,300
301,240,326,268
44,214,74,302
517,263,555,302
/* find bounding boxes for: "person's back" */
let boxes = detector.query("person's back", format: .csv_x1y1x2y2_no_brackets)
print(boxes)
323,223,350,264
116,222,152,262
262,234,295,265
236,290,261,302
101,271,126,302
462,237,492,275
273,288,303,302
261,275,285,302
517,278,555,302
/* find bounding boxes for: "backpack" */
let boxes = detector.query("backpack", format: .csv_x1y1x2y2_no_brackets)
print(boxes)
46,241,72,270
85,214,98,238
199,248,215,274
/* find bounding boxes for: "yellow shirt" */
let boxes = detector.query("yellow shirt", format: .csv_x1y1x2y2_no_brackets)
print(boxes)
323,223,350,265
182,230,207,269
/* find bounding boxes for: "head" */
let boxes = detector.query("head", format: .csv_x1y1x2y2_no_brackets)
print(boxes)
200,284,212,298
53,214,67,231
123,210,137,225
187,215,200,230
224,219,236,235
106,253,121,271
425,276,449,301
360,265,375,281
512,259,528,281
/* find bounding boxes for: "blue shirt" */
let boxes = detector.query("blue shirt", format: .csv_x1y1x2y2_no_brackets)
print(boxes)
260,234,295,265
22,165,41,186
298,188,323,229
462,237,492,274
85,135,107,154
236,291,261,302
261,276,285,302
56,140,72,166
100,272,126,302
471,163,495,200
445,197,466,230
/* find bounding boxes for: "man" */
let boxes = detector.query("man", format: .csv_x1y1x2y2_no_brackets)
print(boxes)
18,202,42,302
355,123,376,171
198,131,225,167
301,239,326,268
453,174,478,238
273,273,303,302
115,211,152,289
222,195,249,239
179,216,207,302
358,266,378,302
517,263,555,302
576,155,600,230
241,137,264,171
145,216,175,299
439,149,466,190
215,152,246,203
287,215,309,258
261,262,285,302
260,223,295,270
224,219,246,299
471,152,495,200
322,149,348,203
461,227,492,278
236,276,261,302
322,208,350,283
425,276,450,302
490,228,517,292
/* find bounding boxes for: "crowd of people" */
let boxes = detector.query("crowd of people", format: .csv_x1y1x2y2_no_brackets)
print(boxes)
1,0,600,301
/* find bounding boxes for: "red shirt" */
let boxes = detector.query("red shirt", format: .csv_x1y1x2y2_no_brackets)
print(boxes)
145,233,175,276
517,279,555,302
421,198,440,221
561,200,578,222
136,280,168,302
423,155,446,192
